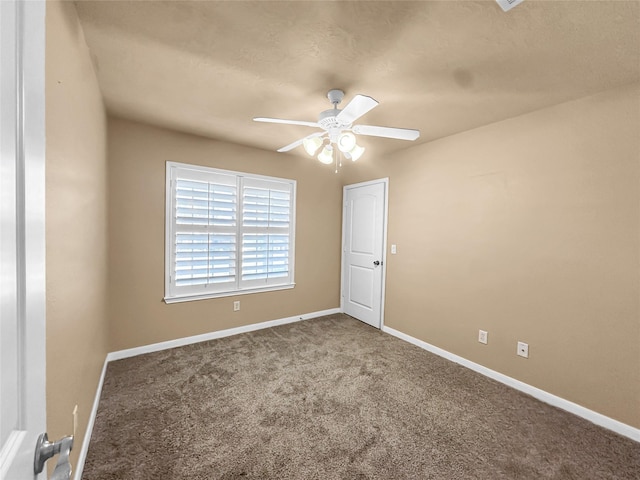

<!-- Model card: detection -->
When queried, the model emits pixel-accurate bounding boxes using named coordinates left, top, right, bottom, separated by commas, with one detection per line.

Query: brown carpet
left=82, top=314, right=640, bottom=479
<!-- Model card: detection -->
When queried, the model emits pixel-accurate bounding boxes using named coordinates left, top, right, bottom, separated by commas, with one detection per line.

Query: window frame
left=164, top=161, right=296, bottom=304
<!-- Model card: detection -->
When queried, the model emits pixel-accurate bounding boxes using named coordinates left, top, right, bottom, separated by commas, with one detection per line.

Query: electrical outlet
left=391, top=244, right=397, bottom=254
left=233, top=301, right=240, bottom=312
left=517, top=341, right=529, bottom=358
left=478, top=330, right=488, bottom=344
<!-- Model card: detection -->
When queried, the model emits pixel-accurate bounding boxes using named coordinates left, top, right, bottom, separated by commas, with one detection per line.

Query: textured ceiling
left=74, top=0, right=640, bottom=157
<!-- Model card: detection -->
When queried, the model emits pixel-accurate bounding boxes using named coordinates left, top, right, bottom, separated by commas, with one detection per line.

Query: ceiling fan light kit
left=303, top=136, right=323, bottom=156
left=337, top=132, right=357, bottom=153
left=345, top=143, right=365, bottom=162
left=254, top=89, right=420, bottom=171
left=317, top=145, right=334, bottom=165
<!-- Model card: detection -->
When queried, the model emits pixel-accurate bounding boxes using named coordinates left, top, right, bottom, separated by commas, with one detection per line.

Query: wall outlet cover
left=517, top=341, right=529, bottom=358
left=478, top=330, right=488, bottom=344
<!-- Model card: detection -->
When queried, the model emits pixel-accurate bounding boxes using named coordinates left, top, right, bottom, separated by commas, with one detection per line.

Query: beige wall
left=107, top=118, right=342, bottom=351
left=46, top=0, right=109, bottom=469
left=343, top=83, right=640, bottom=428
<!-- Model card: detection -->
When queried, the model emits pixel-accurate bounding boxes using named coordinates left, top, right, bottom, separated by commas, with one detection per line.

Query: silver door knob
left=34, top=433, right=73, bottom=478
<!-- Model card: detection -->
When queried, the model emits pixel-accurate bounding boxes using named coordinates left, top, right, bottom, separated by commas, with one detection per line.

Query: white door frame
left=340, top=178, right=389, bottom=329
left=0, top=0, right=47, bottom=478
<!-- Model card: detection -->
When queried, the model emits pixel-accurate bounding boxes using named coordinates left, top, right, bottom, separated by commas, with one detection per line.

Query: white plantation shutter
left=173, top=176, right=237, bottom=291
left=241, top=178, right=292, bottom=288
left=165, top=163, right=295, bottom=302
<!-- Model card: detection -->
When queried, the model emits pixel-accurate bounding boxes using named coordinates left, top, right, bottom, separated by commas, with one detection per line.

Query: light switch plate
left=495, top=0, right=525, bottom=12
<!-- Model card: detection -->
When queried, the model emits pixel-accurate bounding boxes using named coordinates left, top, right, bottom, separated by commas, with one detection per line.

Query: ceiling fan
left=254, top=89, right=420, bottom=165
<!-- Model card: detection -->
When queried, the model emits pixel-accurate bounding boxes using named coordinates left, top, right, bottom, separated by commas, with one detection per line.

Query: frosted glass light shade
left=346, top=144, right=365, bottom=161
left=317, top=145, right=334, bottom=164
left=337, top=133, right=356, bottom=153
left=303, top=136, right=324, bottom=156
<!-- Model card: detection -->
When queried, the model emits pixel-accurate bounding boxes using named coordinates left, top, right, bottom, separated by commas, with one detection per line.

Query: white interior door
left=0, top=1, right=47, bottom=478
left=341, top=179, right=387, bottom=328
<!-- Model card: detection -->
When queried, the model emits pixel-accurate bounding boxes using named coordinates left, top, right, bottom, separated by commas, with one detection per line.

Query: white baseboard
left=73, top=357, right=109, bottom=480
left=107, top=308, right=341, bottom=362
left=382, top=325, right=640, bottom=443
left=74, top=307, right=340, bottom=480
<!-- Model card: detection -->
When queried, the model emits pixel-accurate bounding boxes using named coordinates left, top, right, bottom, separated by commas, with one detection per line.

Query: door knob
left=373, top=260, right=380, bottom=266
left=34, top=433, right=73, bottom=478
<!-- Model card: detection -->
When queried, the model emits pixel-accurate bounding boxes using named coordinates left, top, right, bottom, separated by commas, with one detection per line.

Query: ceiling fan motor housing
left=318, top=108, right=346, bottom=131
left=319, top=90, right=349, bottom=134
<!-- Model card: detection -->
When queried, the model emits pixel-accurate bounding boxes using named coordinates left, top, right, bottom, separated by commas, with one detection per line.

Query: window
left=165, top=162, right=295, bottom=303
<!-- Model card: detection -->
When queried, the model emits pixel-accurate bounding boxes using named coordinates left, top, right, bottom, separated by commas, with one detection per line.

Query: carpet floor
left=82, top=314, right=640, bottom=479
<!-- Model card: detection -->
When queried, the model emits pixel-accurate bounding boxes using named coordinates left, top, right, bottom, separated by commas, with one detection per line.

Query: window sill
left=164, top=283, right=295, bottom=304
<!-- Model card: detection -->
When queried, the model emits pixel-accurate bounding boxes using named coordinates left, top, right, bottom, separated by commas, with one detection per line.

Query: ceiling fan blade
left=335, top=95, right=379, bottom=125
left=277, top=131, right=325, bottom=153
left=254, top=117, right=320, bottom=128
left=352, top=124, right=420, bottom=141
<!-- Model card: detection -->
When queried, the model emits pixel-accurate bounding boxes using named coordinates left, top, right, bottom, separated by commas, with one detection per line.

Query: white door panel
left=342, top=181, right=387, bottom=328
left=349, top=266, right=374, bottom=309
left=0, top=1, right=46, bottom=478
left=350, top=195, right=376, bottom=254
